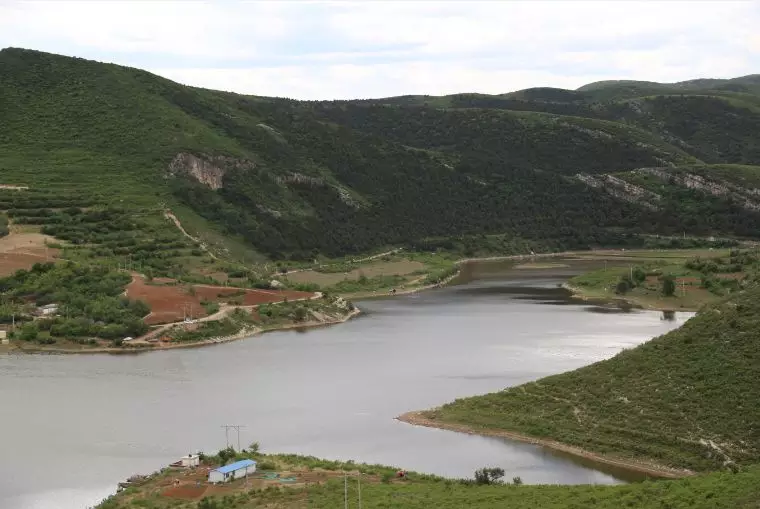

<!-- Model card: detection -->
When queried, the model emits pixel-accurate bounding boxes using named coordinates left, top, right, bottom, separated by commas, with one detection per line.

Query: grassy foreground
left=97, top=451, right=760, bottom=509
left=419, top=282, right=760, bottom=473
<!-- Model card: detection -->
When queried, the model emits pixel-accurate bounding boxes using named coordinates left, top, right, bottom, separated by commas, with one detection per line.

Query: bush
left=662, top=274, right=676, bottom=296
left=474, top=467, right=504, bottom=485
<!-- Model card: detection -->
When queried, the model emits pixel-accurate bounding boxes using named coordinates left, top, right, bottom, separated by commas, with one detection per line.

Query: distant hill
left=2, top=47, right=760, bottom=268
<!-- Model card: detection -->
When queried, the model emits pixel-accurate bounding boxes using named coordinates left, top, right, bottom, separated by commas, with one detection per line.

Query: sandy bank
left=396, top=411, right=692, bottom=480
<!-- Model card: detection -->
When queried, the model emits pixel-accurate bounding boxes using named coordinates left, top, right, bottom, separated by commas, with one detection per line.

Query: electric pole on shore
left=357, top=473, right=362, bottom=509
left=221, top=424, right=245, bottom=450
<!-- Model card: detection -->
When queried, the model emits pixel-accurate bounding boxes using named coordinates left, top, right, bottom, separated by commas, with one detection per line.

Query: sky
left=1, top=1, right=759, bottom=100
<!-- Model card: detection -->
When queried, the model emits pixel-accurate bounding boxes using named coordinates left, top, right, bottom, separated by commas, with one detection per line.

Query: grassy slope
left=424, top=285, right=760, bottom=472
left=96, top=454, right=760, bottom=509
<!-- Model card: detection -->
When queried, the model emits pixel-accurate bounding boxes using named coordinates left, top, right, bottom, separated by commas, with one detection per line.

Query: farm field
left=0, top=232, right=58, bottom=276
left=126, top=276, right=314, bottom=325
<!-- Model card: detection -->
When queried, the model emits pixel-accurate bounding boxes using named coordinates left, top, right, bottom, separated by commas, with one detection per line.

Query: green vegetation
left=3, top=48, right=760, bottom=268
left=0, top=262, right=148, bottom=343
left=569, top=249, right=755, bottom=310
left=425, top=279, right=760, bottom=472
left=166, top=297, right=353, bottom=343
left=96, top=449, right=760, bottom=509
left=324, top=274, right=407, bottom=294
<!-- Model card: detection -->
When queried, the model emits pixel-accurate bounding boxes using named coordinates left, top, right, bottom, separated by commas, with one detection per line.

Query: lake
left=0, top=260, right=692, bottom=509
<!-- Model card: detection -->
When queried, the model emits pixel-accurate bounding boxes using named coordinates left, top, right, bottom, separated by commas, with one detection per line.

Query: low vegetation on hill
left=423, top=278, right=760, bottom=472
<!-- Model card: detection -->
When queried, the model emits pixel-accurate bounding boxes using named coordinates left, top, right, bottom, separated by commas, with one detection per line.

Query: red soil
left=0, top=252, right=48, bottom=276
left=126, top=276, right=314, bottom=325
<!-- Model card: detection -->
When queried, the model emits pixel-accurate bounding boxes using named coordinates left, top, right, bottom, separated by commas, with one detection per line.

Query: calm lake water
left=0, top=260, right=692, bottom=509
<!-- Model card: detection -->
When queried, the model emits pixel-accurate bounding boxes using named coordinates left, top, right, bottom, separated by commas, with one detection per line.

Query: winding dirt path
left=164, top=210, right=218, bottom=260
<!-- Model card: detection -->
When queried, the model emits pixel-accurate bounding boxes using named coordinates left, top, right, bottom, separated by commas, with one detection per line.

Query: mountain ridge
left=2, top=47, right=760, bottom=271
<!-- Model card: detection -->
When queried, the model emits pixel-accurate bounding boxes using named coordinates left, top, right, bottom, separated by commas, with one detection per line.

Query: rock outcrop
left=168, top=153, right=255, bottom=190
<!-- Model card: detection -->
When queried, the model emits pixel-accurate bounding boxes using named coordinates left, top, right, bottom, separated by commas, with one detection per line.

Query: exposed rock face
left=168, top=153, right=255, bottom=190
left=275, top=172, right=362, bottom=209
left=576, top=173, right=662, bottom=210
left=639, top=168, right=760, bottom=212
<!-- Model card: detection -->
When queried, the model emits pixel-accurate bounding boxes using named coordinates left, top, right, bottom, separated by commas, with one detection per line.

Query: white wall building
left=208, top=459, right=256, bottom=483
left=180, top=454, right=200, bottom=468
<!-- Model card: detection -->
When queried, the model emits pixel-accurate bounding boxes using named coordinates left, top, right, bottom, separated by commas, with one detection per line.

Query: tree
left=632, top=267, right=646, bottom=285
left=293, top=306, right=308, bottom=321
left=474, top=467, right=505, bottom=485
left=18, top=323, right=39, bottom=341
left=662, top=275, right=676, bottom=296
left=615, top=279, right=630, bottom=295
left=217, top=447, right=236, bottom=465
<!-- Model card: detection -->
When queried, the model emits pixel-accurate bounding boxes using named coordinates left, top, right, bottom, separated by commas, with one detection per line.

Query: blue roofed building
left=208, top=459, right=257, bottom=483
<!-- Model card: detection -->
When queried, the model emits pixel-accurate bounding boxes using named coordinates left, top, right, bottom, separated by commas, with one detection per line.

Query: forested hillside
left=2, top=47, right=760, bottom=264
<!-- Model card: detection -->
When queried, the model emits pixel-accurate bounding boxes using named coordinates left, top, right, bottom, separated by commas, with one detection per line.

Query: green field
left=568, top=248, right=752, bottom=310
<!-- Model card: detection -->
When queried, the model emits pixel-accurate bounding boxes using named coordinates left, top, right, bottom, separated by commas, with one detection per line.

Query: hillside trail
left=164, top=210, right=218, bottom=260
left=275, top=248, right=402, bottom=277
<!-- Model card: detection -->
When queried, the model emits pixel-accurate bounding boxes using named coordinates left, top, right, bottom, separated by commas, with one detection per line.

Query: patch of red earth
left=0, top=252, right=56, bottom=276
left=126, top=276, right=314, bottom=325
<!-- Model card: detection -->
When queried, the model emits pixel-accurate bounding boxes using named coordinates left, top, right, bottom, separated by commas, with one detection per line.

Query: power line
left=220, top=424, right=245, bottom=450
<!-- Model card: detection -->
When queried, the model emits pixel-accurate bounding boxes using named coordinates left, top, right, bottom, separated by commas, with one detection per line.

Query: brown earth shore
left=396, top=411, right=693, bottom=480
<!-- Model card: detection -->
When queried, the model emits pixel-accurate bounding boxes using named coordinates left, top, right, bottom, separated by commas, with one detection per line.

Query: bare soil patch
left=126, top=276, right=314, bottom=325
left=0, top=232, right=59, bottom=276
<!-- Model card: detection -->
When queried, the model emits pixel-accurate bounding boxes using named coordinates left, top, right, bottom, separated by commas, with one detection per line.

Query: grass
left=567, top=249, right=743, bottom=310
left=95, top=452, right=760, bottom=509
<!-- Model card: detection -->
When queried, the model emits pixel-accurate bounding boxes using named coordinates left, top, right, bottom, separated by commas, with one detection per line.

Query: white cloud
left=1, top=0, right=758, bottom=99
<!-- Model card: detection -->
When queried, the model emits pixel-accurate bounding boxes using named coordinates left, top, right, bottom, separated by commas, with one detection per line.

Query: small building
left=180, top=454, right=200, bottom=468
left=208, top=459, right=256, bottom=483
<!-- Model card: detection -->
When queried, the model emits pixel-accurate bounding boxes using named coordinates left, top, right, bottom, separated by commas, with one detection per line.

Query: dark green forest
left=2, top=48, right=760, bottom=261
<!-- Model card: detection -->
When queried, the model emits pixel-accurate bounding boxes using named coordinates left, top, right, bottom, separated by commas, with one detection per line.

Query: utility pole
left=344, top=474, right=348, bottom=509
left=220, top=424, right=245, bottom=450
left=357, top=473, right=362, bottom=509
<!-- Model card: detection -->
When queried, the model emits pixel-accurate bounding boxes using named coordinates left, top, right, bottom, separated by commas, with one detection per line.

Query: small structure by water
left=170, top=454, right=200, bottom=468
left=208, top=459, right=256, bottom=483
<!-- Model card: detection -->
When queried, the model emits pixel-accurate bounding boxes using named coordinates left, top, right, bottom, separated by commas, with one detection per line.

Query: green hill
left=2, top=47, right=760, bottom=270
left=422, top=278, right=760, bottom=473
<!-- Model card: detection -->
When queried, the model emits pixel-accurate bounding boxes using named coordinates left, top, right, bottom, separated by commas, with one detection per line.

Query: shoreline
left=561, top=283, right=702, bottom=313
left=396, top=411, right=693, bottom=480
left=6, top=308, right=362, bottom=355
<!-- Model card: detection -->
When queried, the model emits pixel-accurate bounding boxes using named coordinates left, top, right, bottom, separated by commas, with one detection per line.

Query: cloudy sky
left=1, top=1, right=758, bottom=99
